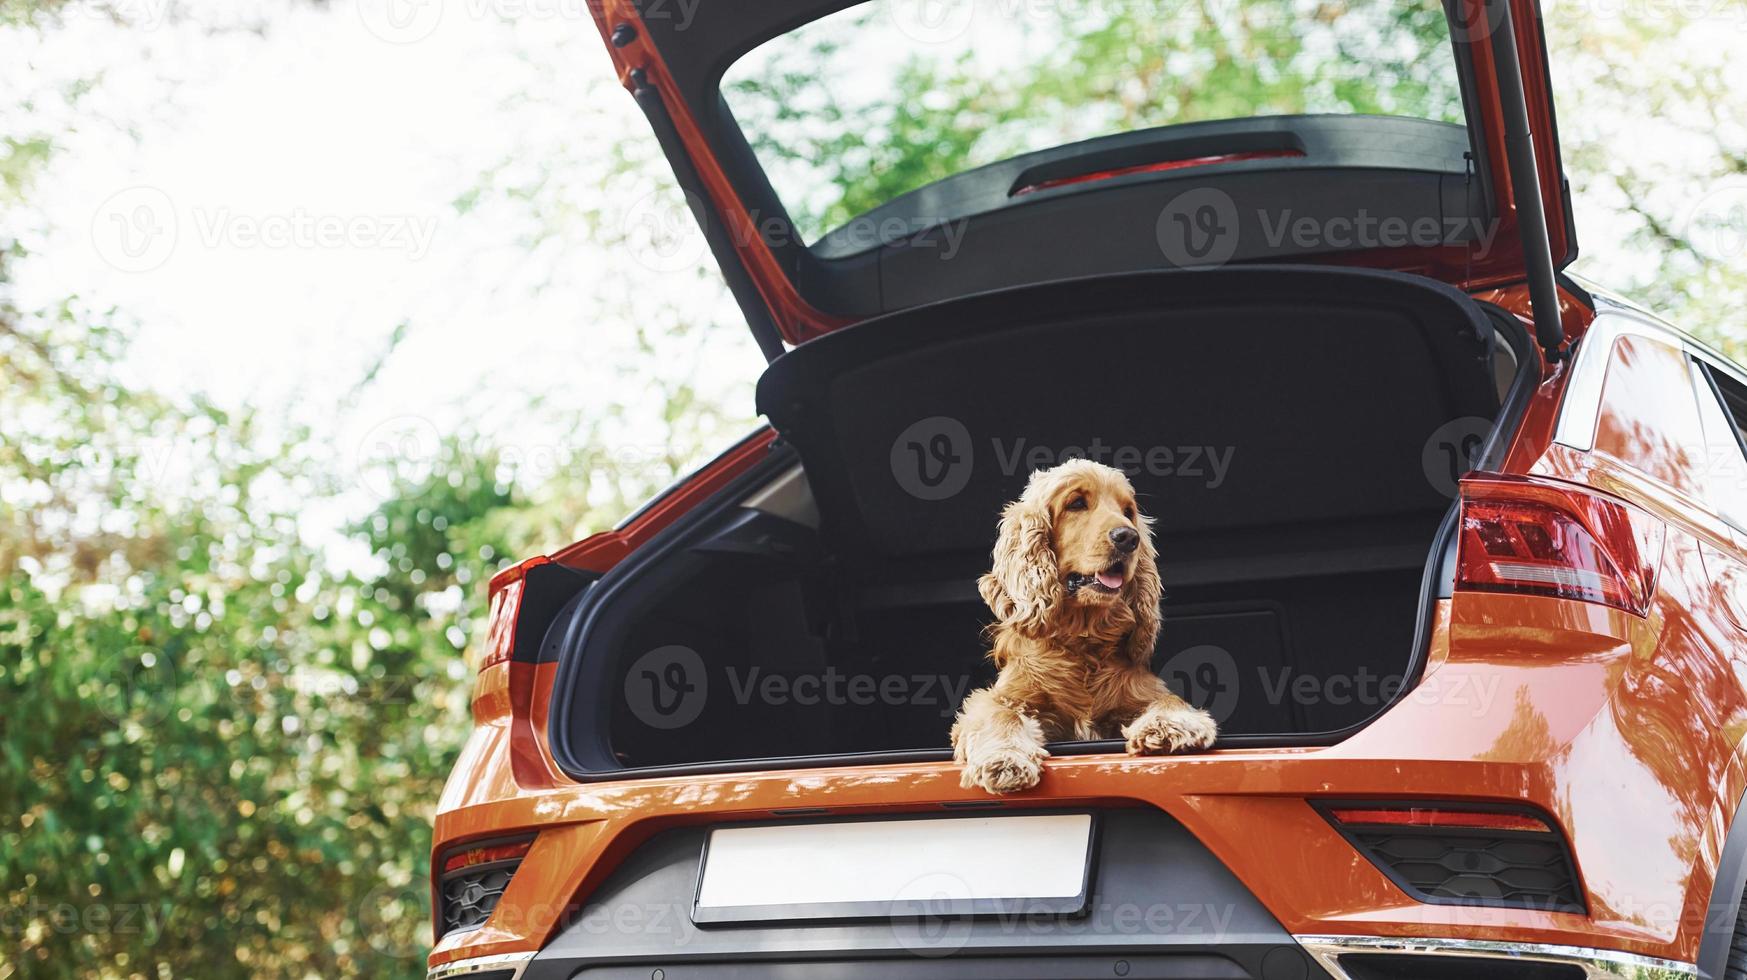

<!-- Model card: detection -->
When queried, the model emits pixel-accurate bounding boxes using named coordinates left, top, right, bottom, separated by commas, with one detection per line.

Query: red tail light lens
left=1009, top=149, right=1306, bottom=197
left=477, top=577, right=525, bottom=672
left=1328, top=806, right=1550, bottom=833
left=1456, top=475, right=1664, bottom=616
left=441, top=837, right=533, bottom=874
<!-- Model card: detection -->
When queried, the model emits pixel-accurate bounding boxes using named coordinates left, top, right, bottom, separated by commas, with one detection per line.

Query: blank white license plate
left=692, top=813, right=1096, bottom=924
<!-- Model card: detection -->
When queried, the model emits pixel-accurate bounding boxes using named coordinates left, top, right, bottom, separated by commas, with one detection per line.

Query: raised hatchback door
left=587, top=0, right=1576, bottom=349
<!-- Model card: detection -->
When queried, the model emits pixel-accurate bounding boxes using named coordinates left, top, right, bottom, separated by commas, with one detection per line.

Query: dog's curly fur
left=951, top=459, right=1218, bottom=794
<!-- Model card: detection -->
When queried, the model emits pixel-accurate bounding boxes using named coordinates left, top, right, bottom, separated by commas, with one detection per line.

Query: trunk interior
left=549, top=268, right=1532, bottom=778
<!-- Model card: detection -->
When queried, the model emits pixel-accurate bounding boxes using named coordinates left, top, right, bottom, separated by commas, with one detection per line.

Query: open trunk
left=547, top=268, right=1534, bottom=779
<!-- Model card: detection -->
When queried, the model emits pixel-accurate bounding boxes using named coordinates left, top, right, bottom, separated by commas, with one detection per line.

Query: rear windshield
left=721, top=0, right=1468, bottom=243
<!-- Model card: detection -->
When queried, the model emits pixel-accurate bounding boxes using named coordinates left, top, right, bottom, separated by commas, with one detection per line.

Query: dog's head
left=978, top=459, right=1161, bottom=655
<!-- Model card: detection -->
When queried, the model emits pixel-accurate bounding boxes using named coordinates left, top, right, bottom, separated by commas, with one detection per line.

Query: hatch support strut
left=627, top=69, right=788, bottom=363
left=1486, top=0, right=1567, bottom=362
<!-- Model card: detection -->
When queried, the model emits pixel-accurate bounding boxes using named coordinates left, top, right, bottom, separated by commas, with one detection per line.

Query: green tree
left=0, top=6, right=750, bottom=979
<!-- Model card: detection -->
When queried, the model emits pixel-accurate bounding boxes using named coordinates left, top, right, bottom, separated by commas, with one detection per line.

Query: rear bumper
left=424, top=938, right=1697, bottom=980
left=512, top=808, right=1308, bottom=979
left=426, top=808, right=1701, bottom=980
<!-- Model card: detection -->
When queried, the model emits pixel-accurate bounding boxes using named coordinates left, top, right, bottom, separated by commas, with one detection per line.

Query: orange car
left=427, top=2, right=1747, bottom=978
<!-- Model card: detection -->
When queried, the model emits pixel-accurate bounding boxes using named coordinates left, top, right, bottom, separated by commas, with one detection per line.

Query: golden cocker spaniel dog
left=951, top=459, right=1218, bottom=794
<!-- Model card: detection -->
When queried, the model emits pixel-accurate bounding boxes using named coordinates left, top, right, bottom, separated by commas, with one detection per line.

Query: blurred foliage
left=3, top=272, right=536, bottom=975
left=2, top=0, right=1745, bottom=978
left=726, top=0, right=1462, bottom=237
left=1545, top=5, right=1747, bottom=357
left=0, top=270, right=707, bottom=977
left=0, top=9, right=732, bottom=980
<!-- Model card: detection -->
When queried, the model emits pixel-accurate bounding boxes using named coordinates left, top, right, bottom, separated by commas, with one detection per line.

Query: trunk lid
left=590, top=0, right=1575, bottom=351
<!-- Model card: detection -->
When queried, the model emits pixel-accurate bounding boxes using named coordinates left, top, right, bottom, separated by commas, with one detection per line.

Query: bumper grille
left=1351, top=829, right=1582, bottom=911
left=1320, top=803, right=1584, bottom=914
left=440, top=861, right=516, bottom=934
left=436, top=836, right=533, bottom=938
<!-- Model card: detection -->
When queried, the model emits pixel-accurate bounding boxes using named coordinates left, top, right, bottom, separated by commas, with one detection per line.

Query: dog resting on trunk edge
left=951, top=459, right=1218, bottom=794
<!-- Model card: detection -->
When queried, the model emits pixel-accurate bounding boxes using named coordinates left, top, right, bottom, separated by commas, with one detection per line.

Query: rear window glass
left=721, top=0, right=1468, bottom=243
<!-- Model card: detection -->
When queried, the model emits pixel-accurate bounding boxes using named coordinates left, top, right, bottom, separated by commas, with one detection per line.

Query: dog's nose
left=1110, top=526, right=1139, bottom=553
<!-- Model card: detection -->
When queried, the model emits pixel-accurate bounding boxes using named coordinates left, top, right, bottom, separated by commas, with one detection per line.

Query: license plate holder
left=691, top=812, right=1098, bottom=925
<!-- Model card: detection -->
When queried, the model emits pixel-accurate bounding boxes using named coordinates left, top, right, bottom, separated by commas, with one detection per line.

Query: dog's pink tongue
left=1096, top=569, right=1125, bottom=590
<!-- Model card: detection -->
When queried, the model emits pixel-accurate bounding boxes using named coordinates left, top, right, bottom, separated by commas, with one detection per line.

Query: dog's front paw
left=1123, top=704, right=1218, bottom=756
left=960, top=746, right=1047, bottom=794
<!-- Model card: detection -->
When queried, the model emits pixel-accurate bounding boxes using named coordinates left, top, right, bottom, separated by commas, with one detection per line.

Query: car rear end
left=426, top=0, right=1728, bottom=974
left=428, top=575, right=1701, bottom=980
left=425, top=287, right=1711, bottom=979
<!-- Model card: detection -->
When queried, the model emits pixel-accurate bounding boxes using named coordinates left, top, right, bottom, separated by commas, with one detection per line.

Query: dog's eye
left=1066, top=495, right=1088, bottom=511
left=1124, top=505, right=1135, bottom=519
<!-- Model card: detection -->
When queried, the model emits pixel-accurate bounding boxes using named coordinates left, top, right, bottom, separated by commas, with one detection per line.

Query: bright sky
left=4, top=0, right=762, bottom=561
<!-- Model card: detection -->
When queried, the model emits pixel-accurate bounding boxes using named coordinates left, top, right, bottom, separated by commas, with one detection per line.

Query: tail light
left=1456, top=475, right=1664, bottom=616
left=436, top=836, right=534, bottom=938
left=1009, top=148, right=1305, bottom=197
left=1327, top=806, right=1551, bottom=833
left=1319, top=802, right=1584, bottom=913
left=477, top=572, right=530, bottom=673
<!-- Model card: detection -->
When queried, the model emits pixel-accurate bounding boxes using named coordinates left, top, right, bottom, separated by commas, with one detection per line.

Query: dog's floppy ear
left=1120, top=513, right=1162, bottom=665
left=979, top=491, right=1060, bottom=634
